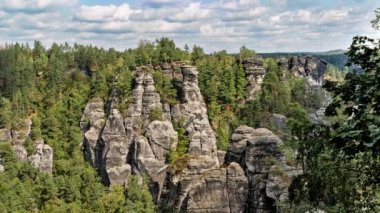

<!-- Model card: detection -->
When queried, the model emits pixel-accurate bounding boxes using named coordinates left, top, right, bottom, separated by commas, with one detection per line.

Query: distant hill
left=259, top=49, right=348, bottom=70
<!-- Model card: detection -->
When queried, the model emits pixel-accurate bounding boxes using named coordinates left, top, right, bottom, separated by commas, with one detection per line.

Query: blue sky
left=0, top=0, right=378, bottom=52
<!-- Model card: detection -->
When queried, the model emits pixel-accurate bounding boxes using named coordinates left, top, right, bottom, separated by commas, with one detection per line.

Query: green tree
left=0, top=97, right=12, bottom=129
left=169, top=118, right=190, bottom=162
left=260, top=59, right=290, bottom=114
left=191, top=45, right=205, bottom=63
left=126, top=175, right=156, bottom=213
left=153, top=70, right=178, bottom=105
left=289, top=11, right=380, bottom=211
left=239, top=45, right=256, bottom=62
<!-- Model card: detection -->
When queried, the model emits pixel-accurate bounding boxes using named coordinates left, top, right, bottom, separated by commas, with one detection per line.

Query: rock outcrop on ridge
left=279, top=56, right=328, bottom=86
left=28, top=139, right=53, bottom=174
left=226, top=126, right=301, bottom=212
left=81, top=63, right=300, bottom=212
left=242, top=56, right=266, bottom=100
left=0, top=119, right=53, bottom=174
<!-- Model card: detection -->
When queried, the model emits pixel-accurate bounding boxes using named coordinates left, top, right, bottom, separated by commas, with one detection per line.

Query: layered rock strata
left=29, top=139, right=53, bottom=174
left=81, top=63, right=299, bottom=212
left=226, top=126, right=301, bottom=212
left=242, top=56, right=266, bottom=100
left=0, top=119, right=53, bottom=174
left=280, top=56, right=327, bottom=86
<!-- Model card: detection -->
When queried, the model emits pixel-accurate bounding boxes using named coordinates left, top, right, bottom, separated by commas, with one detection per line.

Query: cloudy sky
left=0, top=0, right=378, bottom=52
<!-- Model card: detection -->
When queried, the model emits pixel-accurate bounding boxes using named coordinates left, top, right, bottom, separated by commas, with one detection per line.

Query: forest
left=0, top=10, right=379, bottom=212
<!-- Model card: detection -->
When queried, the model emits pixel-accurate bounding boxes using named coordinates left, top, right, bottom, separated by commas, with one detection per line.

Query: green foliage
left=30, top=116, right=42, bottom=140
left=0, top=42, right=156, bottom=212
left=0, top=97, right=12, bottom=129
left=260, top=58, right=290, bottom=114
left=169, top=118, right=190, bottom=162
left=239, top=46, right=256, bottom=62
left=216, top=118, right=230, bottom=151
left=240, top=99, right=264, bottom=128
left=289, top=14, right=380, bottom=211
left=149, top=107, right=164, bottom=121
left=153, top=70, right=178, bottom=105
left=191, top=45, right=205, bottom=63
left=371, top=8, right=380, bottom=30
left=126, top=175, right=156, bottom=213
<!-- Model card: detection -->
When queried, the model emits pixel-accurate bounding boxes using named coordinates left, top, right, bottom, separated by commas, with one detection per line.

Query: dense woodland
left=0, top=11, right=379, bottom=212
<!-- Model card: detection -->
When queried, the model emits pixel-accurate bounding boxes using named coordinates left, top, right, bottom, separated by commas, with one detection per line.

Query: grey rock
left=270, top=114, right=287, bottom=131
left=11, top=119, right=32, bottom=145
left=217, top=150, right=226, bottom=165
left=0, top=164, right=4, bottom=172
left=160, top=156, right=247, bottom=213
left=179, top=66, right=219, bottom=165
left=310, top=107, right=330, bottom=126
left=80, top=98, right=105, bottom=167
left=226, top=126, right=301, bottom=212
left=0, top=129, right=11, bottom=142
left=227, top=162, right=248, bottom=213
left=102, top=107, right=131, bottom=186
left=29, top=139, right=53, bottom=174
left=12, top=144, right=27, bottom=161
left=283, top=56, right=327, bottom=86
left=242, top=57, right=266, bottom=100
left=138, top=121, right=178, bottom=200
left=225, top=125, right=254, bottom=164
left=145, top=121, right=178, bottom=162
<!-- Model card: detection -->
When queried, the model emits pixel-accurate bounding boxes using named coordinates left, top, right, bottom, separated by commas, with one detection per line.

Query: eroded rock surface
left=29, top=139, right=53, bottom=174
left=0, top=119, right=54, bottom=174
left=80, top=64, right=299, bottom=212
left=281, top=56, right=327, bottom=86
left=160, top=157, right=247, bottom=213
left=226, top=126, right=301, bottom=212
left=242, top=57, right=266, bottom=100
left=179, top=66, right=219, bottom=164
left=80, top=98, right=105, bottom=167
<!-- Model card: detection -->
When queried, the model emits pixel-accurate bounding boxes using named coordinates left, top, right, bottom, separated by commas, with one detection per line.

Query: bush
left=149, top=107, right=163, bottom=121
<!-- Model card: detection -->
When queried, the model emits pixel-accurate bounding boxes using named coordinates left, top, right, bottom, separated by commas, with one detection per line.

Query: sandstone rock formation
left=160, top=157, right=248, bottom=213
left=226, top=126, right=301, bottom=212
left=178, top=65, right=219, bottom=164
left=137, top=120, right=177, bottom=200
left=270, top=114, right=287, bottom=132
left=80, top=98, right=105, bottom=168
left=81, top=66, right=178, bottom=187
left=280, top=56, right=327, bottom=86
left=0, top=119, right=54, bottom=174
left=80, top=63, right=299, bottom=212
left=101, top=107, right=131, bottom=186
left=29, top=139, right=53, bottom=174
left=242, top=56, right=266, bottom=100
left=0, top=119, right=32, bottom=161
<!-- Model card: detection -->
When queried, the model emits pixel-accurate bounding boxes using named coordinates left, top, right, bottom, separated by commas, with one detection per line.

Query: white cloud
left=223, top=7, right=267, bottom=21
left=0, top=0, right=377, bottom=52
left=1, top=0, right=77, bottom=11
left=168, top=2, right=212, bottom=22
left=75, top=3, right=140, bottom=22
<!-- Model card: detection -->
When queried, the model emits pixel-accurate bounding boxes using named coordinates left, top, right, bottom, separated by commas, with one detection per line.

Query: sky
left=0, top=0, right=378, bottom=53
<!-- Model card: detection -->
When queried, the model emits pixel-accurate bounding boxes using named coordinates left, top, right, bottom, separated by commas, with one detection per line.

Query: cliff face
left=242, top=56, right=266, bottom=101
left=81, top=63, right=300, bottom=212
left=0, top=119, right=53, bottom=174
left=279, top=56, right=328, bottom=86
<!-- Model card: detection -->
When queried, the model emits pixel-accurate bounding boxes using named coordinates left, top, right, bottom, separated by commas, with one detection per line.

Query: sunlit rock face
left=0, top=119, right=54, bottom=174
left=242, top=56, right=266, bottom=100
left=80, top=63, right=299, bottom=212
left=226, top=126, right=302, bottom=213
left=179, top=65, right=219, bottom=164
left=282, top=56, right=328, bottom=86
left=29, top=139, right=53, bottom=174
